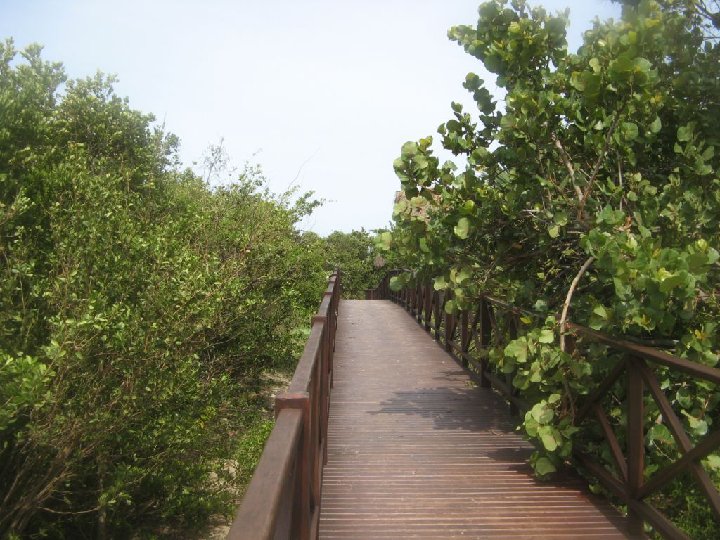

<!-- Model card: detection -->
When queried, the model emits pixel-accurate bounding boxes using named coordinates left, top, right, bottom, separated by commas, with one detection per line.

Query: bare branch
left=577, top=103, right=626, bottom=220
left=551, top=135, right=585, bottom=203
left=559, top=256, right=595, bottom=353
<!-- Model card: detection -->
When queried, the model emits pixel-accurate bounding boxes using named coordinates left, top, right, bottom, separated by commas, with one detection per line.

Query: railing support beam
left=626, top=356, right=645, bottom=538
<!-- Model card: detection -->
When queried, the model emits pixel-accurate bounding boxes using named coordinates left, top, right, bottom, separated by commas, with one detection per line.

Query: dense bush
left=0, top=40, right=327, bottom=538
left=323, top=229, right=385, bottom=298
left=380, top=0, right=719, bottom=535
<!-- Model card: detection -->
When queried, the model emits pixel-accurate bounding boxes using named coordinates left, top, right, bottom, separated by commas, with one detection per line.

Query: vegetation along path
left=319, top=300, right=629, bottom=539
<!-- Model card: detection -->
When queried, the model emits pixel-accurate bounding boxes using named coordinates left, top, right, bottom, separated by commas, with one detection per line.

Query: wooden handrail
left=227, top=409, right=303, bottom=539
left=368, top=273, right=720, bottom=539
left=228, top=271, right=341, bottom=540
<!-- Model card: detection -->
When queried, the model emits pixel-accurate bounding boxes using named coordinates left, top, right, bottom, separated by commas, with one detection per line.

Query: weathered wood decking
left=320, top=300, right=629, bottom=539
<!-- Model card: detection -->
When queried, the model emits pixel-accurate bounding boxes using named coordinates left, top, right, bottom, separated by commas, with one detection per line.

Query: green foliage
left=324, top=229, right=385, bottom=298
left=0, top=39, right=327, bottom=538
left=381, top=0, right=720, bottom=533
left=234, top=416, right=275, bottom=491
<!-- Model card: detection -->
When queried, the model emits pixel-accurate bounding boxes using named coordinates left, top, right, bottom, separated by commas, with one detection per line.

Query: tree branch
left=559, top=256, right=595, bottom=353
left=551, top=134, right=584, bottom=204
left=577, top=103, right=626, bottom=220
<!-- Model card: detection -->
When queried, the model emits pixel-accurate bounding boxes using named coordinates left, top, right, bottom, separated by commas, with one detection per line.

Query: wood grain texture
left=319, top=300, right=630, bottom=539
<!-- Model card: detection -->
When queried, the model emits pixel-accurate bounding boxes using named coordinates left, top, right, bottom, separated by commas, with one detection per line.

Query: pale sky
left=1, top=0, right=620, bottom=235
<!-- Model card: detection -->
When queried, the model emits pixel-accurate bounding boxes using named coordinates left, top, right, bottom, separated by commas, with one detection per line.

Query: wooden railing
left=228, top=272, right=341, bottom=540
left=369, top=274, right=720, bottom=539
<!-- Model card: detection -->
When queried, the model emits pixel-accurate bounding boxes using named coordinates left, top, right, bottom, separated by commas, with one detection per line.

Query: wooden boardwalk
left=319, top=300, right=630, bottom=539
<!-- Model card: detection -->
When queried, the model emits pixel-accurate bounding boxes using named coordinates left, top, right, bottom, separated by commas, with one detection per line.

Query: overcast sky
left=2, top=0, right=620, bottom=235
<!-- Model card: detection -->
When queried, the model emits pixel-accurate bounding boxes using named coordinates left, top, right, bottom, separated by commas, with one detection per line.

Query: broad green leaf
left=622, top=122, right=638, bottom=141
left=418, top=136, right=432, bottom=150
left=377, top=232, right=393, bottom=250
left=705, top=454, right=720, bottom=472
left=649, top=116, right=662, bottom=134
left=538, top=329, right=554, bottom=343
left=393, top=200, right=408, bottom=216
left=684, top=413, right=708, bottom=436
left=463, top=73, right=482, bottom=91
left=708, top=248, right=720, bottom=265
left=633, top=57, right=651, bottom=73
left=677, top=125, right=693, bottom=142
left=676, top=387, right=693, bottom=408
left=538, top=425, right=558, bottom=451
left=597, top=206, right=624, bottom=226
left=648, top=424, right=673, bottom=445
left=389, top=275, right=404, bottom=292
left=504, top=339, right=528, bottom=363
left=658, top=271, right=687, bottom=293
left=570, top=72, right=585, bottom=91
left=454, top=217, right=470, bottom=239
left=548, top=225, right=560, bottom=238
left=401, top=141, right=418, bottom=157
left=530, top=402, right=554, bottom=424
left=687, top=252, right=710, bottom=273
left=535, top=456, right=556, bottom=476
left=455, top=267, right=471, bottom=284
left=609, top=54, right=634, bottom=76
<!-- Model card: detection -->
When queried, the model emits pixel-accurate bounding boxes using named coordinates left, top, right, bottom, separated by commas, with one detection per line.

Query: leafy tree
left=0, top=39, right=326, bottom=538
left=381, top=0, right=719, bottom=534
left=324, top=229, right=385, bottom=298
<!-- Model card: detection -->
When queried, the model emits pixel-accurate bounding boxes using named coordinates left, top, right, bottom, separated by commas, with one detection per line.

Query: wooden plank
left=320, top=300, right=629, bottom=538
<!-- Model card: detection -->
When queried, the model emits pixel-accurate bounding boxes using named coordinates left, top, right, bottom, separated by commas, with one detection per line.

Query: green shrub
left=0, top=39, right=326, bottom=538
left=324, top=229, right=385, bottom=298
left=380, top=0, right=720, bottom=535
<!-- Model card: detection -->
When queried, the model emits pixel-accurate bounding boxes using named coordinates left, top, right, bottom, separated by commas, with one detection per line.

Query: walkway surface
left=319, top=300, right=629, bottom=539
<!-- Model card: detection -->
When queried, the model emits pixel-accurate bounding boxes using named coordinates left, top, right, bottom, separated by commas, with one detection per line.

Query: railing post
left=626, top=356, right=646, bottom=537
left=433, top=291, right=442, bottom=337
left=274, top=392, right=312, bottom=540
left=506, top=313, right=519, bottom=416
left=425, top=288, right=433, bottom=331
left=460, top=310, right=470, bottom=368
left=313, top=314, right=329, bottom=468
left=444, top=312, right=454, bottom=352
left=415, top=285, right=422, bottom=326
left=479, top=298, right=492, bottom=388
left=444, top=291, right=454, bottom=353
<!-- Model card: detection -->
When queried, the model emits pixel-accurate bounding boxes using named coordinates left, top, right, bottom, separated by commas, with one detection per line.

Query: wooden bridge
left=228, top=272, right=720, bottom=540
